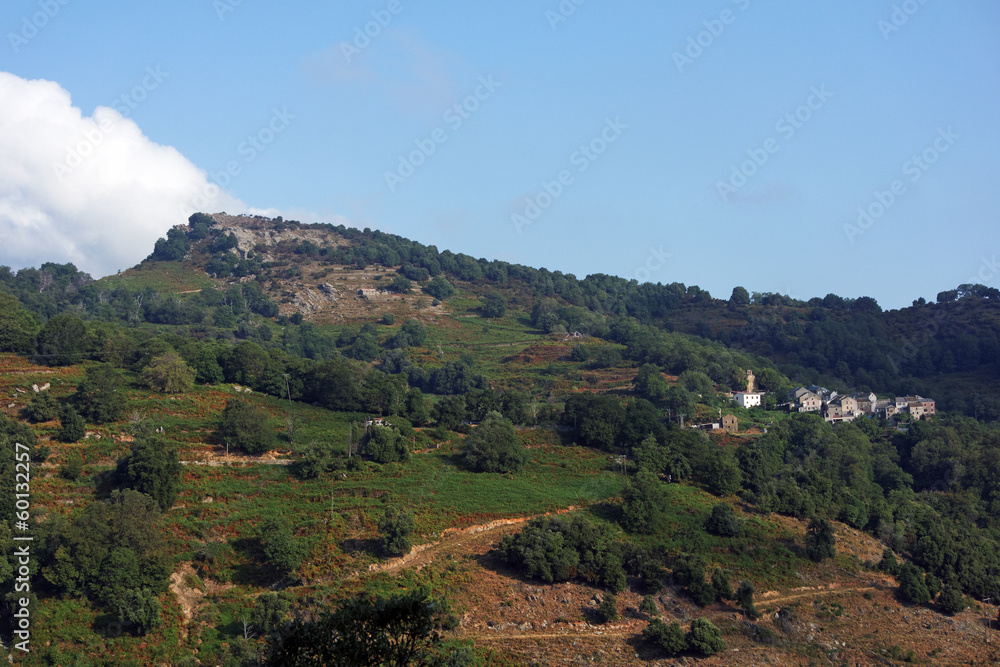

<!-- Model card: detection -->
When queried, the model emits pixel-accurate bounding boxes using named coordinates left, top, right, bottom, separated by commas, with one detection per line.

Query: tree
left=898, top=562, right=931, bottom=604
left=263, top=589, right=449, bottom=667
left=937, top=584, right=965, bottom=615
left=60, top=451, right=84, bottom=481
left=642, top=619, right=686, bottom=656
left=35, top=313, right=87, bottom=366
left=705, top=503, right=743, bottom=537
left=729, top=286, right=751, bottom=308
left=432, top=395, right=466, bottom=431
left=140, top=350, right=195, bottom=393
left=804, top=517, right=836, bottom=562
left=462, top=412, right=525, bottom=473
left=878, top=548, right=899, bottom=575
left=363, top=426, right=410, bottom=464
left=216, top=399, right=274, bottom=455
left=405, top=388, right=429, bottom=426
left=116, top=587, right=163, bottom=635
left=24, top=391, right=59, bottom=423
left=621, top=471, right=666, bottom=534
left=73, top=363, right=127, bottom=423
left=736, top=580, right=759, bottom=619
left=423, top=276, right=455, bottom=300
left=596, top=594, right=618, bottom=623
left=686, top=618, right=725, bottom=656
left=379, top=507, right=415, bottom=557
left=252, top=593, right=291, bottom=635
left=480, top=291, right=506, bottom=318
left=57, top=404, right=86, bottom=443
left=0, top=292, right=39, bottom=354
left=634, top=364, right=670, bottom=402
left=114, top=435, right=181, bottom=511
left=707, top=448, right=741, bottom=496
left=712, top=569, right=733, bottom=601
left=260, top=515, right=305, bottom=575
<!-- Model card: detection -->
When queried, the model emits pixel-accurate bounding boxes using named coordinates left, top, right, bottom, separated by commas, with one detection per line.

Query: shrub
left=73, top=364, right=127, bottom=423
left=705, top=503, right=743, bottom=537
left=898, top=562, right=931, bottom=604
left=937, top=585, right=966, bottom=615
left=252, top=593, right=291, bottom=634
left=379, top=507, right=415, bottom=557
left=596, top=594, right=618, bottom=623
left=878, top=547, right=899, bottom=575
left=116, top=587, right=163, bottom=635
left=639, top=595, right=658, bottom=618
left=686, top=618, right=725, bottom=655
left=462, top=412, right=525, bottom=474
left=642, top=619, right=686, bottom=656
left=113, top=435, right=181, bottom=511
left=736, top=580, right=759, bottom=619
left=805, top=517, right=836, bottom=562
left=621, top=471, right=666, bottom=534
left=260, top=516, right=305, bottom=575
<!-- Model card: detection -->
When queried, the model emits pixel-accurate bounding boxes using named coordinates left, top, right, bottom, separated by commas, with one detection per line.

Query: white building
left=734, top=392, right=762, bottom=409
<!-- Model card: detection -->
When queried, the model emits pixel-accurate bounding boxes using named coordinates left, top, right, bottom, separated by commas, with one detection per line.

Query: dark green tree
left=432, top=395, right=466, bottom=431
left=216, top=399, right=274, bottom=455
left=937, top=584, right=965, bottom=615
left=705, top=503, right=743, bottom=537
left=729, top=286, right=751, bottom=308
left=73, top=363, right=127, bottom=423
left=621, top=471, right=666, bottom=534
left=804, top=517, right=836, bottom=562
left=252, top=593, right=291, bottom=634
left=60, top=451, right=84, bottom=481
left=363, top=426, right=410, bottom=464
left=634, top=364, right=670, bottom=402
left=639, top=595, right=659, bottom=618
left=711, top=569, right=733, bottom=601
left=114, top=434, right=182, bottom=511
left=379, top=507, right=416, bottom=557
left=898, top=562, right=931, bottom=605
left=736, top=580, right=759, bottom=619
left=423, top=276, right=455, bottom=300
left=260, top=515, right=305, bottom=576
left=35, top=312, right=87, bottom=366
left=57, top=404, right=86, bottom=443
left=24, top=391, right=59, bottom=423
left=405, top=388, right=430, bottom=426
left=461, top=412, right=525, bottom=474
left=480, top=291, right=506, bottom=318
left=116, top=587, right=163, bottom=635
left=0, top=292, right=39, bottom=354
left=707, top=448, right=742, bottom=496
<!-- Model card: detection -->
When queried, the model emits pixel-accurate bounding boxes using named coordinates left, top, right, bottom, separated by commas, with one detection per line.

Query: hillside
left=0, top=213, right=998, bottom=666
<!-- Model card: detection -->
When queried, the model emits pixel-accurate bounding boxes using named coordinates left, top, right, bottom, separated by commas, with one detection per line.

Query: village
left=693, top=369, right=936, bottom=434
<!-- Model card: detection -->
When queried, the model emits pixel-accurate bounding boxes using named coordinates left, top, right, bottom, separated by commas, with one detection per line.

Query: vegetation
left=379, top=507, right=416, bottom=557
left=461, top=411, right=525, bottom=473
left=216, top=398, right=275, bottom=454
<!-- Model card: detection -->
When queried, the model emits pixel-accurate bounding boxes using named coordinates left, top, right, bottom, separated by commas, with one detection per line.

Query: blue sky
left=1, top=0, right=998, bottom=309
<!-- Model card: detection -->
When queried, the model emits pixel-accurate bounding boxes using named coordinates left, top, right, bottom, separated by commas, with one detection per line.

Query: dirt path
left=368, top=508, right=580, bottom=576
left=758, top=585, right=880, bottom=608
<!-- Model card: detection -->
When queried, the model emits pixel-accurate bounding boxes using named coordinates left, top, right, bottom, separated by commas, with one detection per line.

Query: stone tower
left=746, top=369, right=756, bottom=394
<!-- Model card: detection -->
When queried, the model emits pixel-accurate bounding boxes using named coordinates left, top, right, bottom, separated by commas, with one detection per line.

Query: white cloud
left=0, top=71, right=250, bottom=278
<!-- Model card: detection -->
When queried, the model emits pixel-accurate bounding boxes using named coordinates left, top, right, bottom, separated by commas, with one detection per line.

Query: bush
left=736, top=580, right=759, bottom=619
left=116, top=587, right=163, bottom=635
left=424, top=276, right=455, bottom=300
left=113, top=435, right=181, bottom=511
left=140, top=351, right=195, bottom=393
left=260, top=516, right=305, bottom=575
left=596, top=594, right=618, bottom=623
left=462, top=412, right=525, bottom=473
left=686, top=618, right=725, bottom=655
left=379, top=507, right=415, bottom=557
left=60, top=451, right=84, bottom=481
left=252, top=593, right=291, bottom=634
left=639, top=595, right=658, bottom=618
left=898, top=562, right=931, bottom=605
left=642, top=619, right=686, bottom=656
left=216, top=399, right=274, bottom=455
left=705, top=503, right=743, bottom=537
left=24, top=391, right=59, bottom=423
left=878, top=547, right=899, bottom=575
left=621, top=471, right=666, bottom=534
